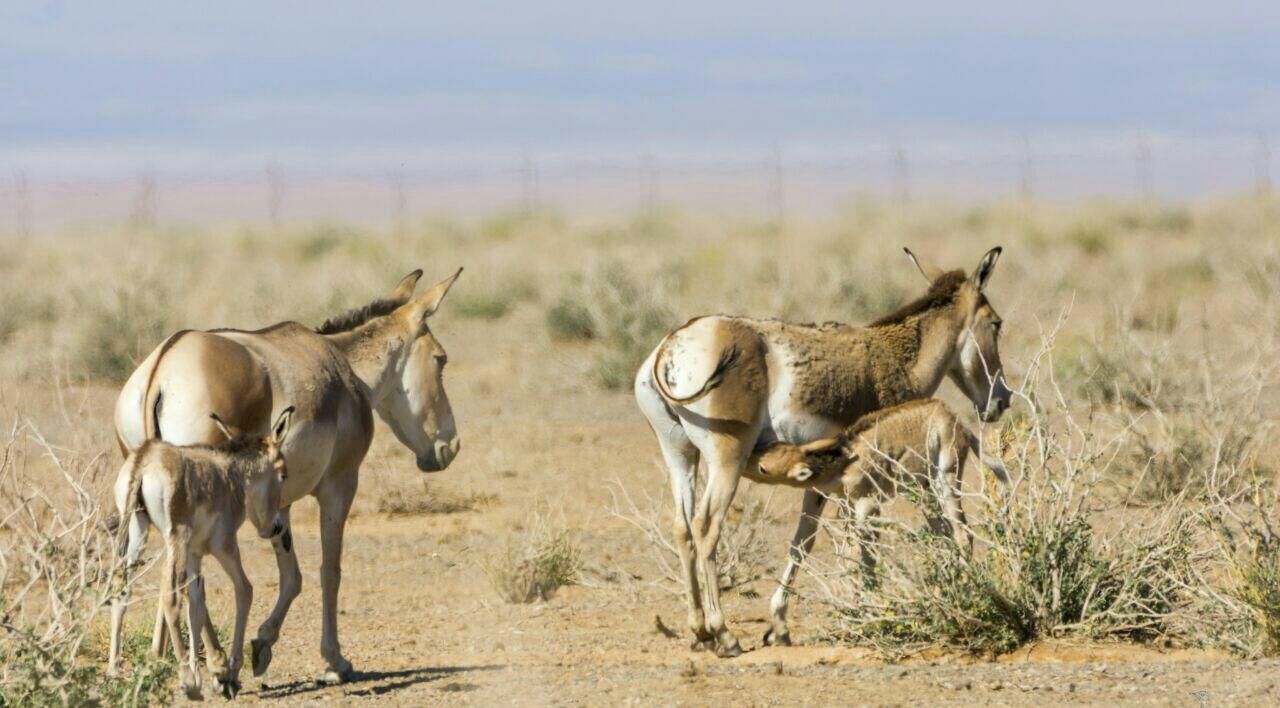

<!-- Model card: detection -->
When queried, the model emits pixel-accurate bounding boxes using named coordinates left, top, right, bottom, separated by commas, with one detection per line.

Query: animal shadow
left=250, top=664, right=500, bottom=700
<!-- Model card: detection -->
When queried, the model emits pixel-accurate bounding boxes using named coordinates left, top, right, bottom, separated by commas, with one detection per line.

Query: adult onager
left=634, top=247, right=1010, bottom=656
left=109, top=407, right=295, bottom=699
left=113, top=268, right=462, bottom=683
left=753, top=398, right=1009, bottom=586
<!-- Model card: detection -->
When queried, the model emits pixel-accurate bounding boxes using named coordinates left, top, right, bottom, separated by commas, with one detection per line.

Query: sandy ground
left=79, top=304, right=1278, bottom=707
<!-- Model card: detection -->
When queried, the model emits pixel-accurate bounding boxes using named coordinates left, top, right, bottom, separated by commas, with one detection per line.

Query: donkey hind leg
left=691, top=439, right=750, bottom=658
left=252, top=506, right=298, bottom=677
left=659, top=426, right=710, bottom=650
left=765, top=489, right=827, bottom=647
left=316, top=475, right=358, bottom=685
left=938, top=440, right=972, bottom=553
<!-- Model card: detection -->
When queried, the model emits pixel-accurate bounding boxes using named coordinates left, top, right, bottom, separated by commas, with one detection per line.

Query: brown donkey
left=634, top=247, right=1010, bottom=656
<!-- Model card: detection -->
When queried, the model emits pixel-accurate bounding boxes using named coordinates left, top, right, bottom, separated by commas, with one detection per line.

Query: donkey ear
left=406, top=268, right=463, bottom=326
left=800, top=437, right=842, bottom=454
left=390, top=269, right=424, bottom=302
left=903, top=247, right=944, bottom=283
left=271, top=406, right=296, bottom=445
left=972, top=246, right=1002, bottom=291
left=209, top=413, right=236, bottom=442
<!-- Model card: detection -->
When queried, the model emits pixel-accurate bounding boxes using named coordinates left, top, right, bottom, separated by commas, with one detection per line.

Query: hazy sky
left=4, top=2, right=1279, bottom=170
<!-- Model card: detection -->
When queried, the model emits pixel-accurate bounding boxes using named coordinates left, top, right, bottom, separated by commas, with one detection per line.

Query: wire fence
left=2, top=135, right=1273, bottom=234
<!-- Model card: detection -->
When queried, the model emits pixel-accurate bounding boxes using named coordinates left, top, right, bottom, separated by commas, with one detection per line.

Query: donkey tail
left=651, top=328, right=741, bottom=406
left=141, top=330, right=192, bottom=441
left=115, top=455, right=148, bottom=558
left=965, top=430, right=1010, bottom=485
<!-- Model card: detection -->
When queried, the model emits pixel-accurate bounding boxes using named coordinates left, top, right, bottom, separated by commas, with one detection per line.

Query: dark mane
left=315, top=297, right=406, bottom=335
left=867, top=270, right=968, bottom=327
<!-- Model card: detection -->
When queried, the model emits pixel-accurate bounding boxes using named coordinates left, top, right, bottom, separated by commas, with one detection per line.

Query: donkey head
left=383, top=269, right=463, bottom=472
left=905, top=247, right=1012, bottom=422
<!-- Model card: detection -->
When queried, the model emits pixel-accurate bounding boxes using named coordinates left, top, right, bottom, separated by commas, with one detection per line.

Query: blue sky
left=4, top=2, right=1279, bottom=169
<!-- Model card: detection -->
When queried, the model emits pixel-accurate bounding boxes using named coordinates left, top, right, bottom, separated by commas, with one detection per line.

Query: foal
left=753, top=399, right=1009, bottom=643
left=109, top=406, right=294, bottom=699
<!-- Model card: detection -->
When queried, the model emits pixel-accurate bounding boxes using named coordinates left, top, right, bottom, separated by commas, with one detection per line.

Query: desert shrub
left=0, top=292, right=54, bottom=345
left=545, top=298, right=596, bottom=341
left=805, top=331, right=1205, bottom=659
left=0, top=422, right=176, bottom=706
left=452, top=274, right=539, bottom=321
left=607, top=479, right=775, bottom=596
left=836, top=271, right=908, bottom=320
left=809, top=414, right=1202, bottom=659
left=483, top=524, right=582, bottom=604
left=74, top=274, right=173, bottom=383
left=1066, top=223, right=1111, bottom=256
left=545, top=263, right=675, bottom=389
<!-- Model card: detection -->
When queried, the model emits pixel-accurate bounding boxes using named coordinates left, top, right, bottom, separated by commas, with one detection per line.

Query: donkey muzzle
left=417, top=437, right=461, bottom=472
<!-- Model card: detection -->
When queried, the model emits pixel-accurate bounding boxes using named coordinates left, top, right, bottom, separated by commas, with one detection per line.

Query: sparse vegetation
left=0, top=421, right=176, bottom=706
left=74, top=274, right=173, bottom=383
left=484, top=520, right=582, bottom=604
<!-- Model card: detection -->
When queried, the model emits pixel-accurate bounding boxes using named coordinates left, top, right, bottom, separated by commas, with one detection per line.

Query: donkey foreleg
left=252, top=506, right=298, bottom=677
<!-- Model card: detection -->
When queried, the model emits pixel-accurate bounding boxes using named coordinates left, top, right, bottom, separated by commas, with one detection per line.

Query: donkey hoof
left=320, top=657, right=355, bottom=685
left=250, top=639, right=272, bottom=677
left=715, top=640, right=743, bottom=659
left=218, top=679, right=241, bottom=700
left=689, top=635, right=716, bottom=653
left=763, top=628, right=792, bottom=647
left=182, top=681, right=204, bottom=701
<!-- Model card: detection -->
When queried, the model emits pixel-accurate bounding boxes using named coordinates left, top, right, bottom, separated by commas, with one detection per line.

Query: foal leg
left=213, top=541, right=252, bottom=698
left=765, top=489, right=827, bottom=647
left=185, top=558, right=208, bottom=700
left=252, top=507, right=299, bottom=677
left=161, top=530, right=201, bottom=700
left=852, top=496, right=883, bottom=586
left=109, top=511, right=150, bottom=675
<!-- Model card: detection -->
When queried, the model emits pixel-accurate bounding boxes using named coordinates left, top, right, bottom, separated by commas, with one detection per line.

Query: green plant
left=545, top=297, right=596, bottom=341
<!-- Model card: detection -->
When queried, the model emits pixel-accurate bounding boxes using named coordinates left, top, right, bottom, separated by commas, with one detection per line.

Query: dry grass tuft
left=483, top=515, right=582, bottom=603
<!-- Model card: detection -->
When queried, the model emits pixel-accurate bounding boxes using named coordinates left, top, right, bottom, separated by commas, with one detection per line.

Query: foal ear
left=271, top=406, right=296, bottom=445
left=209, top=414, right=236, bottom=442
left=800, top=437, right=842, bottom=454
left=390, top=269, right=424, bottom=302
left=903, top=247, right=944, bottom=283
left=405, top=267, right=463, bottom=328
left=972, top=246, right=1002, bottom=291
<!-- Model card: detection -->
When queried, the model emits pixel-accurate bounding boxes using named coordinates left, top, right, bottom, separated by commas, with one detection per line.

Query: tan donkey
left=113, top=268, right=462, bottom=683
left=109, top=407, right=295, bottom=700
left=635, top=247, right=1011, bottom=657
left=752, top=398, right=1009, bottom=642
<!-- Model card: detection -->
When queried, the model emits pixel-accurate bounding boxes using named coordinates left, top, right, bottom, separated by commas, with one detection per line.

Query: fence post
left=892, top=142, right=910, bottom=205
left=130, top=170, right=157, bottom=229
left=13, top=169, right=30, bottom=239
left=266, top=164, right=284, bottom=227
left=1019, top=135, right=1035, bottom=201
left=389, top=166, right=407, bottom=237
left=1256, top=130, right=1272, bottom=197
left=768, top=143, right=786, bottom=230
left=521, top=153, right=539, bottom=217
left=1134, top=136, right=1153, bottom=201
